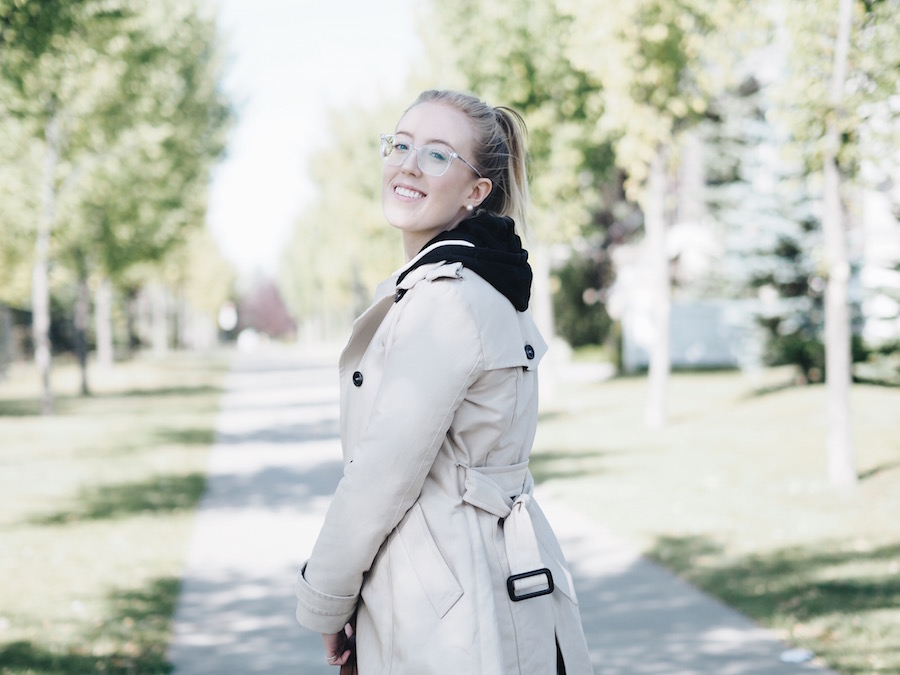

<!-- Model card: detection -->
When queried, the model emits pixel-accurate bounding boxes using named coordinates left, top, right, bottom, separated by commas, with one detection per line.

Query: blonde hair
left=408, top=90, right=531, bottom=232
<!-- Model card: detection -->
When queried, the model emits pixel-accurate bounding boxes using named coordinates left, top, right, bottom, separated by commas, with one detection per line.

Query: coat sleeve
left=296, top=277, right=484, bottom=633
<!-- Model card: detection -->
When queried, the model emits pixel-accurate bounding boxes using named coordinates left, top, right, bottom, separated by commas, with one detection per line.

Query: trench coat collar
left=394, top=240, right=474, bottom=287
left=339, top=248, right=469, bottom=374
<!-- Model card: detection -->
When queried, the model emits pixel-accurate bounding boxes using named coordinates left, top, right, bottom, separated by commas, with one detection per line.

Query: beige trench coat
left=296, top=248, right=592, bottom=674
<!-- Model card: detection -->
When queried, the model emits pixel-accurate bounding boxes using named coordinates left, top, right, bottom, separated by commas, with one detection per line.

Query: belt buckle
left=506, top=567, right=554, bottom=602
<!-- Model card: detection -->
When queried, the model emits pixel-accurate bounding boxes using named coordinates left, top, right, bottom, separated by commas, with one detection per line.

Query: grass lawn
left=532, top=365, right=900, bottom=675
left=0, top=352, right=227, bottom=674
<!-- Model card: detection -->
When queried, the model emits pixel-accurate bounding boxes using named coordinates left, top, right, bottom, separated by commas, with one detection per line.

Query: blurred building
left=608, top=132, right=900, bottom=373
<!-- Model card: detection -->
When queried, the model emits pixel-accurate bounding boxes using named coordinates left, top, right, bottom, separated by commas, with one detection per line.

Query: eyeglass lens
left=380, top=136, right=454, bottom=176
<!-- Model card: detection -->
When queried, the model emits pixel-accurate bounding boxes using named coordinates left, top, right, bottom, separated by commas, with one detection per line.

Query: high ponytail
left=408, top=90, right=531, bottom=234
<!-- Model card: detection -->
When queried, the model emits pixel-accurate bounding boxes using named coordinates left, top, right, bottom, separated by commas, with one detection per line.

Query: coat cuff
left=295, top=561, right=358, bottom=633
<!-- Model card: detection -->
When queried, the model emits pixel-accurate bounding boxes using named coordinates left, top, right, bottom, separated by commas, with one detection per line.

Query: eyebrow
left=394, top=130, right=456, bottom=148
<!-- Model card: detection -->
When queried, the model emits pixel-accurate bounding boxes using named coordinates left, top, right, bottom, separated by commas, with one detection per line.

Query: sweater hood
left=396, top=213, right=533, bottom=312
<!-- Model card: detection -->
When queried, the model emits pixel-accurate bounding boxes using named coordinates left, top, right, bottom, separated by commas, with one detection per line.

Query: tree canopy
left=0, top=0, right=233, bottom=406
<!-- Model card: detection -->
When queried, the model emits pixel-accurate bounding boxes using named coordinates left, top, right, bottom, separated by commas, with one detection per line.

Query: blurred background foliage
left=1, top=0, right=899, bottom=392
left=0, top=0, right=234, bottom=397
left=277, top=0, right=900, bottom=391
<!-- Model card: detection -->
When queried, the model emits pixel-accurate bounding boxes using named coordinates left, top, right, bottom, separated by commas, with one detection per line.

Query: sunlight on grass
left=0, top=353, right=227, bottom=674
left=534, top=367, right=900, bottom=675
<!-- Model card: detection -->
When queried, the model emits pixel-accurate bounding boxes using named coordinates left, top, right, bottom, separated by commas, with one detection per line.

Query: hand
left=322, top=622, right=355, bottom=668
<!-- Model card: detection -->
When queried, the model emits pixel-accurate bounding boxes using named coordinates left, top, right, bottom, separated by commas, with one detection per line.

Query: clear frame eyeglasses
left=379, top=133, right=482, bottom=177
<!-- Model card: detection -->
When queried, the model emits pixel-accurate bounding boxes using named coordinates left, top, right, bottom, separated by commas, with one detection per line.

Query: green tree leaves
left=0, top=0, right=233, bottom=406
left=425, top=0, right=612, bottom=243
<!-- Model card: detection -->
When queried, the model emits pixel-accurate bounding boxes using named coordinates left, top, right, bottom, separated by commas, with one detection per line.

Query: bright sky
left=207, top=0, right=423, bottom=278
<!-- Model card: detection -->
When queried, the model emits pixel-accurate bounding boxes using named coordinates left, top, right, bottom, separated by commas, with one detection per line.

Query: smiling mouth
left=394, top=185, right=425, bottom=200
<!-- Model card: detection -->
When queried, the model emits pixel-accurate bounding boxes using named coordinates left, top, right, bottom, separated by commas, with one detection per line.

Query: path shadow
left=105, top=385, right=223, bottom=399
left=201, top=461, right=344, bottom=510
left=31, top=473, right=207, bottom=525
left=0, top=638, right=172, bottom=674
left=156, top=427, right=216, bottom=446
left=650, top=534, right=900, bottom=623
left=215, top=398, right=338, bottom=415
left=537, top=409, right=565, bottom=423
left=743, top=380, right=801, bottom=399
left=550, top=530, right=836, bottom=674
left=0, top=398, right=43, bottom=417
left=0, top=576, right=180, bottom=674
left=645, top=533, right=900, bottom=673
left=29, top=459, right=342, bottom=526
left=216, top=418, right=340, bottom=446
left=529, top=448, right=611, bottom=482
left=229, top=360, right=336, bottom=376
left=859, top=460, right=900, bottom=481
left=169, top=565, right=330, bottom=674
left=0, top=384, right=222, bottom=418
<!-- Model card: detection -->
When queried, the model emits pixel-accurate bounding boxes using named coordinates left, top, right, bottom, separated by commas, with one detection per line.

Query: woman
left=295, top=90, right=592, bottom=674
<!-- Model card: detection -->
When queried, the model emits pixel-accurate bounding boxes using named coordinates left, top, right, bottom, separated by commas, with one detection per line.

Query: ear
left=467, top=178, right=493, bottom=209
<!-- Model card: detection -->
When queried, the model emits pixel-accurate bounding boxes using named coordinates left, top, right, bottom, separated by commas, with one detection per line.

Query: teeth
left=395, top=186, right=424, bottom=199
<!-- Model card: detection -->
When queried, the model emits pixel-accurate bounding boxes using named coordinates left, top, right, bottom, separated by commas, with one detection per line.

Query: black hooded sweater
left=395, top=213, right=533, bottom=312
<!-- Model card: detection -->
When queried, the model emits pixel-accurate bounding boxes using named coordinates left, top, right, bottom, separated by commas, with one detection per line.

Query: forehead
left=395, top=102, right=475, bottom=150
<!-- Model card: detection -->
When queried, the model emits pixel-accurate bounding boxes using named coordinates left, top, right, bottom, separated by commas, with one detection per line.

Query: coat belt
left=458, top=462, right=553, bottom=599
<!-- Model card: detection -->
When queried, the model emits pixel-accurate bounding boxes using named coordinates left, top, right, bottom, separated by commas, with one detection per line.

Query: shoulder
left=400, top=262, right=547, bottom=370
left=386, top=263, right=483, bottom=363
left=398, top=261, right=501, bottom=322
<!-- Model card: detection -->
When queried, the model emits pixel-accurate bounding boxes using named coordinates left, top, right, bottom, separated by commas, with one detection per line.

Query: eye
left=394, top=141, right=410, bottom=153
left=426, top=146, right=450, bottom=163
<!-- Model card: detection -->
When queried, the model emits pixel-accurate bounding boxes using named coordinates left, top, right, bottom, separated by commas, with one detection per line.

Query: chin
left=383, top=204, right=418, bottom=230
left=383, top=210, right=407, bottom=230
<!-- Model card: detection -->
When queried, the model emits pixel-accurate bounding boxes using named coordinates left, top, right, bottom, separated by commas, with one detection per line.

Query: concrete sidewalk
left=168, top=347, right=836, bottom=674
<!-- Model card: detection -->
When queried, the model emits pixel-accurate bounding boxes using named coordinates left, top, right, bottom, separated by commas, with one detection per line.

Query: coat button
left=394, top=289, right=407, bottom=303
left=524, top=344, right=535, bottom=360
left=352, top=371, right=364, bottom=387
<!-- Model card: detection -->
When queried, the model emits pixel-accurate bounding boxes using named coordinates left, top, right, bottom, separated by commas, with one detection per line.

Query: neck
left=402, top=233, right=428, bottom=261
left=401, top=215, right=467, bottom=261
left=403, top=214, right=470, bottom=262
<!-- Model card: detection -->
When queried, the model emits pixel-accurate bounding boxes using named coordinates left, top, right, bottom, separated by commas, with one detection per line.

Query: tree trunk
left=0, top=303, right=12, bottom=379
left=176, top=293, right=195, bottom=350
left=531, top=240, right=556, bottom=342
left=125, top=288, right=140, bottom=356
left=74, top=268, right=91, bottom=396
left=531, top=240, right=557, bottom=401
left=33, top=107, right=59, bottom=415
left=151, top=284, right=169, bottom=357
left=823, top=0, right=856, bottom=486
left=95, top=278, right=114, bottom=367
left=645, top=148, right=671, bottom=429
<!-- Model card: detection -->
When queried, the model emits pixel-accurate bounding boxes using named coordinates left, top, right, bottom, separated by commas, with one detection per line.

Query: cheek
left=381, top=168, right=394, bottom=202
left=443, top=176, right=471, bottom=207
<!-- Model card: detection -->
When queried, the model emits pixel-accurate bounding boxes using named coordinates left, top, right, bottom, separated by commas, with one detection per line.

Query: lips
left=394, top=185, right=425, bottom=200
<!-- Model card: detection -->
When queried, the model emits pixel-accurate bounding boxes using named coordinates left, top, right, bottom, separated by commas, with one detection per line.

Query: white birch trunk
left=531, top=240, right=556, bottom=342
left=95, top=278, right=114, bottom=367
left=33, top=109, right=59, bottom=415
left=73, top=270, right=91, bottom=395
left=645, top=148, right=671, bottom=429
left=531, top=240, right=558, bottom=402
left=0, top=303, right=12, bottom=377
left=151, top=284, right=169, bottom=357
left=823, top=0, right=856, bottom=485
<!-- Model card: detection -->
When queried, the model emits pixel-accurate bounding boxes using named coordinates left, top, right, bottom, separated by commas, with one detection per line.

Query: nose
left=400, top=147, right=420, bottom=174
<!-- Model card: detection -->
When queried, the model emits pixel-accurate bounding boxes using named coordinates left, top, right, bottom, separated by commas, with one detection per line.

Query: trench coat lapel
left=339, top=258, right=456, bottom=372
left=339, top=292, right=394, bottom=375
